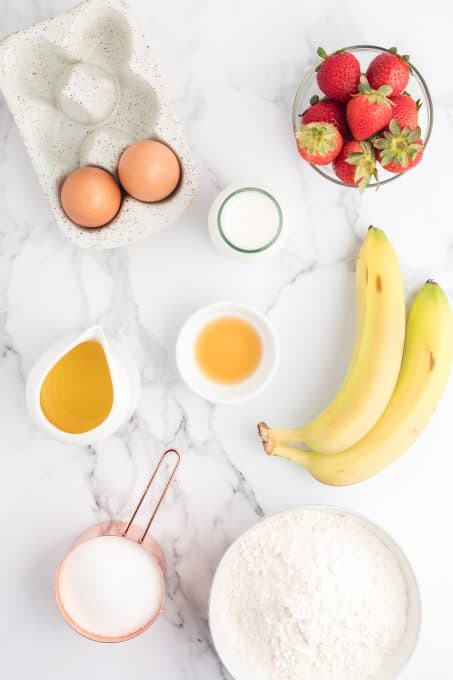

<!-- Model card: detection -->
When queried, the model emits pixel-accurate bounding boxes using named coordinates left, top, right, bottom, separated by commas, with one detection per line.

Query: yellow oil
left=40, top=341, right=113, bottom=434
left=195, top=316, right=262, bottom=384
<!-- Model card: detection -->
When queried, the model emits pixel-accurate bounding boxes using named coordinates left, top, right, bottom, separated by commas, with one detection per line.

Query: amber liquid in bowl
left=195, top=316, right=262, bottom=384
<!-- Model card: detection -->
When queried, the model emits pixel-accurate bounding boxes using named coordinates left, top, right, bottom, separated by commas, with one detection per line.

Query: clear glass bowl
left=292, top=45, right=433, bottom=188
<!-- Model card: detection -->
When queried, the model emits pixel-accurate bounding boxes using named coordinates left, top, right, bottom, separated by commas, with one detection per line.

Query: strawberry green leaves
left=356, top=75, right=393, bottom=105
left=296, top=122, right=343, bottom=165
left=374, top=120, right=424, bottom=170
left=346, top=141, right=378, bottom=190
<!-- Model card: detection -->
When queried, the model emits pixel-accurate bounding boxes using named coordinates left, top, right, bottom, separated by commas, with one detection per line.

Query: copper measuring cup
left=55, top=448, right=180, bottom=642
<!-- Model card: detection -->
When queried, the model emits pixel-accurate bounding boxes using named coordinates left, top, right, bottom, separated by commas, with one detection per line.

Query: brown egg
left=60, top=166, right=122, bottom=228
left=118, top=140, right=181, bottom=202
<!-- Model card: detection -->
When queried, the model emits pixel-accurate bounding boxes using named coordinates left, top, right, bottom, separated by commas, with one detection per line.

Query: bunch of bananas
left=258, top=227, right=453, bottom=485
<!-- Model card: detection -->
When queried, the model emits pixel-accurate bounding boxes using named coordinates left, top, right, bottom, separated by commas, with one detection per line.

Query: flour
left=211, top=507, right=408, bottom=680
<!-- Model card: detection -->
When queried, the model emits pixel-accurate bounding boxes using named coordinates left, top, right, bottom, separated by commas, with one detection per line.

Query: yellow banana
left=263, top=281, right=453, bottom=486
left=260, top=227, right=405, bottom=454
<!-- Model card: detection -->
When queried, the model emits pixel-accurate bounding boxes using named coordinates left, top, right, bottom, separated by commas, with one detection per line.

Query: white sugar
left=58, top=535, right=163, bottom=639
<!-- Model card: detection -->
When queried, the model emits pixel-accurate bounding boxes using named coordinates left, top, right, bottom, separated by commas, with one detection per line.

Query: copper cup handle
left=122, top=448, right=181, bottom=544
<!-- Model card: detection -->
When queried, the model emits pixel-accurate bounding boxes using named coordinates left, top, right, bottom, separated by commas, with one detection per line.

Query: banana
left=260, top=227, right=405, bottom=454
left=263, top=281, right=453, bottom=486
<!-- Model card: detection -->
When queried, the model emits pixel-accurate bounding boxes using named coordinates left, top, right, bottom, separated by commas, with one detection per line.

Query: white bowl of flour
left=209, top=506, right=420, bottom=680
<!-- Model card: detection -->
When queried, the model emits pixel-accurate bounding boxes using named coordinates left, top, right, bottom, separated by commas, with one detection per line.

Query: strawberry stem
left=344, top=141, right=377, bottom=192
left=357, top=75, right=394, bottom=105
left=387, top=46, right=412, bottom=71
left=374, top=123, right=423, bottom=169
left=296, top=122, right=339, bottom=156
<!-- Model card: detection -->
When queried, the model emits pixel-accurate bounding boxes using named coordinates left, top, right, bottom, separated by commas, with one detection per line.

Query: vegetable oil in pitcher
left=40, top=340, right=113, bottom=434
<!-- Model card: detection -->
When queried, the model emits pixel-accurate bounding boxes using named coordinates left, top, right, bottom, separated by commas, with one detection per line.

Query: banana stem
left=266, top=427, right=306, bottom=444
left=258, top=423, right=311, bottom=467
left=257, top=422, right=274, bottom=453
left=257, top=422, right=305, bottom=454
left=269, top=443, right=312, bottom=469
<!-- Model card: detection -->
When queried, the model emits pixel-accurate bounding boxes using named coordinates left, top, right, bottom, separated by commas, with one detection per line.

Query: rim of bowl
left=292, top=44, right=433, bottom=188
left=209, top=504, right=421, bottom=680
left=175, top=301, right=280, bottom=404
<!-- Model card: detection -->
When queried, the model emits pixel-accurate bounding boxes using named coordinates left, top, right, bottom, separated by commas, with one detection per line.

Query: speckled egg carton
left=0, top=0, right=198, bottom=249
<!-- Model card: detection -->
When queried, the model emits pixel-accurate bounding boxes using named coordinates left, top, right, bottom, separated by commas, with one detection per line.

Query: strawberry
left=316, top=47, right=361, bottom=102
left=374, top=120, right=424, bottom=173
left=389, top=92, right=420, bottom=131
left=301, top=95, right=349, bottom=137
left=333, top=140, right=378, bottom=190
left=347, top=76, right=393, bottom=140
left=296, top=121, right=343, bottom=165
left=366, top=48, right=411, bottom=96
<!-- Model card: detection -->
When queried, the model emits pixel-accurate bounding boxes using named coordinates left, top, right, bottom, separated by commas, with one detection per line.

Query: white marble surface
left=1, top=0, right=452, bottom=677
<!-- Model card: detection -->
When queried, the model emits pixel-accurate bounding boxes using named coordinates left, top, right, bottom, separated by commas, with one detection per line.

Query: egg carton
left=0, top=0, right=197, bottom=249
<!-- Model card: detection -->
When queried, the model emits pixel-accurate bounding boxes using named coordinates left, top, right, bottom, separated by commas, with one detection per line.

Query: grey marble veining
left=1, top=1, right=453, bottom=678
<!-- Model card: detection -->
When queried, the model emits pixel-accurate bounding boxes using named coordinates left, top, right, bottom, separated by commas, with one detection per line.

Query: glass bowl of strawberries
left=292, top=45, right=433, bottom=189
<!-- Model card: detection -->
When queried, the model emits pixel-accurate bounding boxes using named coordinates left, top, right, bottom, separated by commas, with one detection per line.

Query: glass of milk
left=208, top=184, right=286, bottom=261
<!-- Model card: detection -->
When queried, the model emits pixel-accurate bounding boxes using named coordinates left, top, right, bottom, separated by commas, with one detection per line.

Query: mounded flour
left=211, top=507, right=408, bottom=680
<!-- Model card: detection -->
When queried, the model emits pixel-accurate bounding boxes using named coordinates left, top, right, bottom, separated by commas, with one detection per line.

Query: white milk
left=57, top=535, right=164, bottom=639
left=208, top=185, right=285, bottom=261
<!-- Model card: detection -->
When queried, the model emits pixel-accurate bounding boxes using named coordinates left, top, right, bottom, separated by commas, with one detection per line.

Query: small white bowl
left=175, top=302, right=279, bottom=404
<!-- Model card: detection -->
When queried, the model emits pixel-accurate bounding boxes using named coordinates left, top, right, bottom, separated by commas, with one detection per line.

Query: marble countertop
left=1, top=0, right=452, bottom=677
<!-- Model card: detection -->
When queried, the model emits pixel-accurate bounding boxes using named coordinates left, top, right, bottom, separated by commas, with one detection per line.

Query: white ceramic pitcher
left=25, top=325, right=140, bottom=445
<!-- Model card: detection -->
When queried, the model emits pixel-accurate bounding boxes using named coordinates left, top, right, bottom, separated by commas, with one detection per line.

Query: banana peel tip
left=257, top=422, right=274, bottom=455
